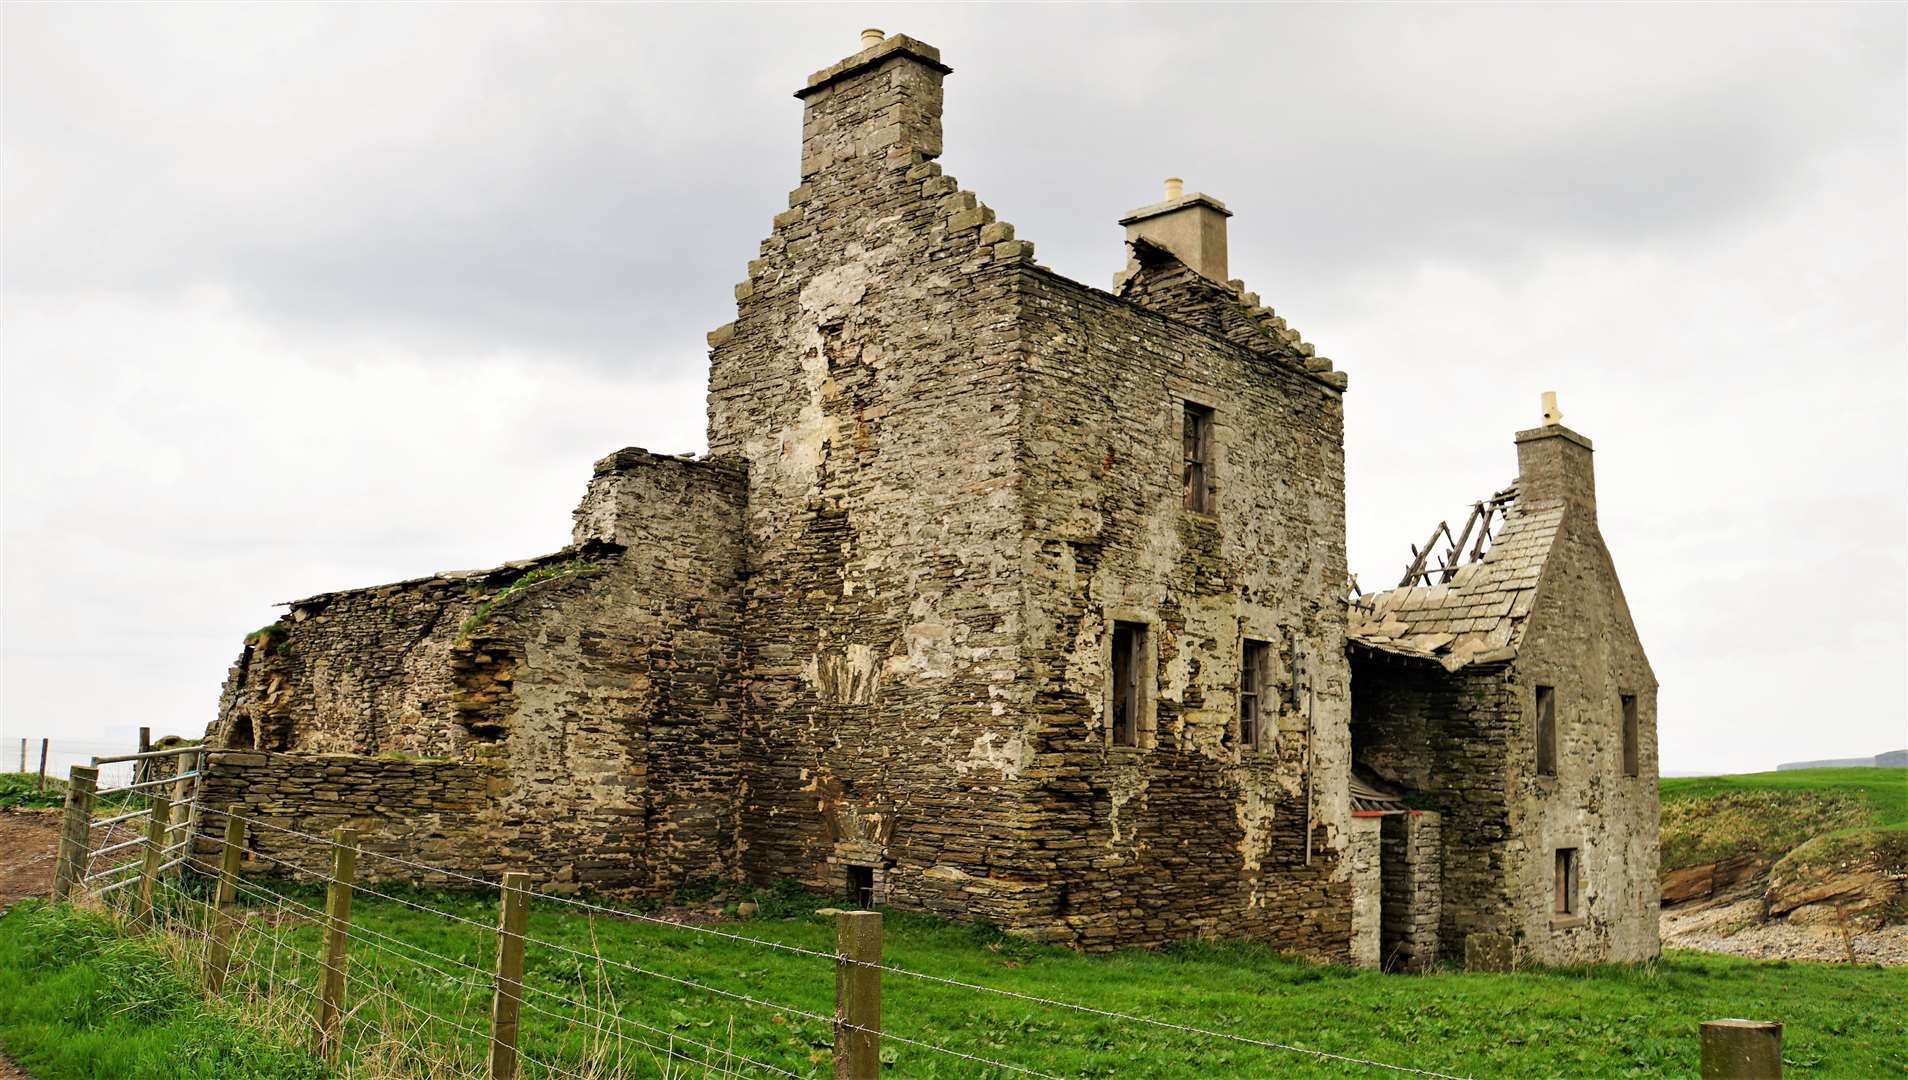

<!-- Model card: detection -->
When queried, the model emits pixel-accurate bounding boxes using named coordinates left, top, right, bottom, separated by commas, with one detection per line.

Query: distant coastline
left=1777, top=749, right=1908, bottom=771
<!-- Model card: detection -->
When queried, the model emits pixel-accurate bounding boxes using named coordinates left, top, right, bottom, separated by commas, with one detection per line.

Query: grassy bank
left=0, top=900, right=326, bottom=1079
left=0, top=772, right=67, bottom=811
left=1659, top=767, right=1906, bottom=874
left=5, top=875, right=1898, bottom=1079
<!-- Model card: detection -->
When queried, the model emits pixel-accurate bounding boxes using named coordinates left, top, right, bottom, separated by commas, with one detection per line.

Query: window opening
left=1239, top=640, right=1270, bottom=750
left=1182, top=403, right=1214, bottom=513
left=1111, top=621, right=1148, bottom=747
left=846, top=864, right=875, bottom=909
left=1535, top=685, right=1557, bottom=776
left=1620, top=694, right=1639, bottom=777
left=1554, top=848, right=1579, bottom=915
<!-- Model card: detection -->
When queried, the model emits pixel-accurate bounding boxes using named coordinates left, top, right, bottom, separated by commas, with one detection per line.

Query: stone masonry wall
left=1380, top=811, right=1442, bottom=971
left=206, top=449, right=747, bottom=897
left=1350, top=655, right=1523, bottom=962
left=706, top=37, right=1047, bottom=923
left=1504, top=431, right=1659, bottom=964
left=1011, top=261, right=1355, bottom=956
left=195, top=751, right=499, bottom=884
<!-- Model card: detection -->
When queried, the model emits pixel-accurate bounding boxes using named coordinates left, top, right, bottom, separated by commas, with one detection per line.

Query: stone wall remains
left=205, top=450, right=748, bottom=897
left=706, top=37, right=1045, bottom=924
left=195, top=751, right=498, bottom=883
left=1012, top=262, right=1354, bottom=956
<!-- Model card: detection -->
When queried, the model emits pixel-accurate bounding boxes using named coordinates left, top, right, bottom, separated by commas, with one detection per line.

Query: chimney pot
left=1541, top=391, right=1562, bottom=426
left=861, top=28, right=885, bottom=48
left=1164, top=176, right=1184, bottom=200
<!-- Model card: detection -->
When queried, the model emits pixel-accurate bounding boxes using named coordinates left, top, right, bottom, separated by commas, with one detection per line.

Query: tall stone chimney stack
left=1515, top=392, right=1596, bottom=517
left=793, top=30, right=952, bottom=181
left=1119, top=178, right=1233, bottom=283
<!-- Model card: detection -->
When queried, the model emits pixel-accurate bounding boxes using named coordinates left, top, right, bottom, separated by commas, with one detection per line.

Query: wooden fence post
left=315, top=827, right=357, bottom=1060
left=36, top=739, right=48, bottom=793
left=16, top=737, right=23, bottom=774
left=135, top=727, right=151, bottom=787
left=134, top=795, right=170, bottom=928
left=833, top=910, right=882, bottom=1080
left=1701, top=1019, right=1782, bottom=1079
left=204, top=809, right=246, bottom=994
left=51, top=766, right=98, bottom=901
left=487, top=871, right=531, bottom=1080
left=164, top=750, right=196, bottom=877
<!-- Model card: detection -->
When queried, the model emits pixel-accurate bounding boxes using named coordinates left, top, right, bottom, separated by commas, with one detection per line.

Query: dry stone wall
left=195, top=751, right=498, bottom=883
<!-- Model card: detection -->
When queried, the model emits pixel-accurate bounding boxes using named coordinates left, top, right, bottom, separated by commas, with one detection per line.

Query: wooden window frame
left=1620, top=693, right=1639, bottom=778
left=1238, top=639, right=1270, bottom=752
left=1535, top=685, right=1558, bottom=777
left=1181, top=402, right=1215, bottom=515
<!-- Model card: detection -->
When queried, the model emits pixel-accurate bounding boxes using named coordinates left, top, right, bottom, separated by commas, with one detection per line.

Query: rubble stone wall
left=195, top=750, right=499, bottom=883
left=1505, top=443, right=1659, bottom=963
left=206, top=450, right=748, bottom=897
left=1011, top=265, right=1354, bottom=956
left=1380, top=811, right=1442, bottom=971
left=706, top=38, right=1046, bottom=923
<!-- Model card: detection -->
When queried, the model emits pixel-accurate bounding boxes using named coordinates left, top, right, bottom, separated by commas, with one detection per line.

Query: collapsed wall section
left=206, top=449, right=747, bottom=896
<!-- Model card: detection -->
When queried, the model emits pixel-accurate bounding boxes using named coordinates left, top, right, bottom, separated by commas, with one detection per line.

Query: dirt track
left=0, top=810, right=60, bottom=911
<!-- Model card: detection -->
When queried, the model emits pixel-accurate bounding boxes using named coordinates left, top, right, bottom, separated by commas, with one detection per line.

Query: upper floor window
left=1182, top=402, right=1214, bottom=513
left=1620, top=693, right=1639, bottom=777
left=1238, top=639, right=1270, bottom=751
left=1535, top=685, right=1558, bottom=776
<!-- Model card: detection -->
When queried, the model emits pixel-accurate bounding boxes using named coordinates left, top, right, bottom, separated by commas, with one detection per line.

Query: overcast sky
left=3, top=4, right=1902, bottom=775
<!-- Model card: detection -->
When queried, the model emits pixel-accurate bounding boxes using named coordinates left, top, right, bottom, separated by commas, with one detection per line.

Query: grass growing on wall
left=11, top=878, right=1900, bottom=1079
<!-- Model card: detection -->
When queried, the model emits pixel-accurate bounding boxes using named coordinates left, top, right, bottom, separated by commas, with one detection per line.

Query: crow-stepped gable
left=203, top=31, right=1658, bottom=968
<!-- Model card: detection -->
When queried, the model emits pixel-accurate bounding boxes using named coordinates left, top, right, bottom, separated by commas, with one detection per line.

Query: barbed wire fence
left=44, top=759, right=1473, bottom=1080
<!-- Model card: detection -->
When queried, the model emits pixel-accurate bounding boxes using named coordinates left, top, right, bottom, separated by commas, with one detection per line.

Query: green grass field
left=0, top=771, right=69, bottom=811
left=1659, top=767, right=1907, bottom=876
left=2, top=877, right=1902, bottom=1080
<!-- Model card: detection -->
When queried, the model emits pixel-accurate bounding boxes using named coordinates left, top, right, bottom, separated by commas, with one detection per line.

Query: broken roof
left=1348, top=493, right=1566, bottom=670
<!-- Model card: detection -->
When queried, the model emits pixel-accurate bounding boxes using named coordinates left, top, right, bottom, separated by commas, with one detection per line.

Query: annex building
left=201, top=32, right=1660, bottom=969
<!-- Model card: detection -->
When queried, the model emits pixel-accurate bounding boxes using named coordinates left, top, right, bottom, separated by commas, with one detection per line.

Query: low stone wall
left=195, top=751, right=502, bottom=885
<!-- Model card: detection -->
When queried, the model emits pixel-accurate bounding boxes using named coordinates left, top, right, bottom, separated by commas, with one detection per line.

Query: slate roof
left=1349, top=771, right=1410, bottom=814
left=1347, top=492, right=1566, bottom=670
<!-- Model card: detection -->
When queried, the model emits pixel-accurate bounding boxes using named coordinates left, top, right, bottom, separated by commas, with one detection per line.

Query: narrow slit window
left=1182, top=403, right=1214, bottom=513
left=1239, top=640, right=1269, bottom=751
left=1554, top=848, right=1579, bottom=915
left=1535, top=685, right=1557, bottom=776
left=1620, top=694, right=1639, bottom=777
left=1110, top=621, right=1147, bottom=748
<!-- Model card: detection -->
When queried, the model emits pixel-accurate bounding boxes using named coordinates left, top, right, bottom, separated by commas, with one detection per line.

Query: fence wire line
left=204, top=865, right=808, bottom=1080
left=203, top=807, right=843, bottom=962
left=191, top=876, right=765, bottom=1080
left=151, top=874, right=499, bottom=1071
left=215, top=835, right=1053, bottom=1079
left=198, top=805, right=1470, bottom=1080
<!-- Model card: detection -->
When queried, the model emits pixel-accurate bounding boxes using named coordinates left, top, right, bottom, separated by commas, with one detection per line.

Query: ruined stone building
left=201, top=31, right=1659, bottom=968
